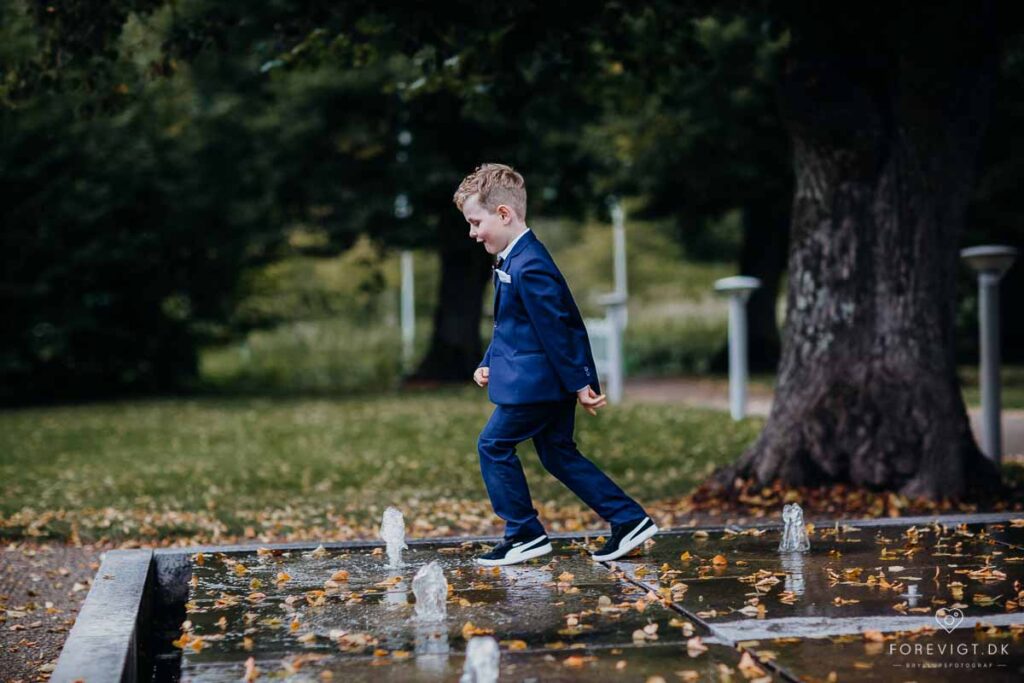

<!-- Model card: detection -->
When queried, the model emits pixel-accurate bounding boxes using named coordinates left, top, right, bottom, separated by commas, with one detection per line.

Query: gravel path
left=0, top=543, right=103, bottom=683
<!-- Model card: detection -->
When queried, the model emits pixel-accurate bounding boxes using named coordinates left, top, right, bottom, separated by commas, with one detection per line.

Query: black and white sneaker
left=475, top=533, right=553, bottom=567
left=592, top=516, right=659, bottom=562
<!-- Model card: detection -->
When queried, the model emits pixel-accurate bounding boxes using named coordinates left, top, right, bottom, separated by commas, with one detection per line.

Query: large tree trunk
left=727, top=2, right=1002, bottom=498
left=739, top=202, right=789, bottom=373
left=412, top=228, right=493, bottom=382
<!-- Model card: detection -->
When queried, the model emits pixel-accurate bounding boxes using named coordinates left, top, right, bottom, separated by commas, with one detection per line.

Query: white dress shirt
left=497, top=228, right=530, bottom=263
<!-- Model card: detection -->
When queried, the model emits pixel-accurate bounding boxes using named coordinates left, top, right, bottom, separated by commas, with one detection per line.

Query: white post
left=607, top=302, right=624, bottom=405
left=728, top=295, right=748, bottom=420
left=961, top=245, right=1018, bottom=464
left=401, top=251, right=415, bottom=369
left=596, top=293, right=626, bottom=405
left=714, top=276, right=761, bottom=421
left=611, top=201, right=628, bottom=330
left=979, top=271, right=1001, bottom=462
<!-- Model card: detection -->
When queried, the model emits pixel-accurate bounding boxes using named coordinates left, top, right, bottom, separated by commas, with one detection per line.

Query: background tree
left=722, top=1, right=1005, bottom=498
left=964, top=30, right=1024, bottom=365
left=586, top=6, right=792, bottom=372
left=167, top=0, right=613, bottom=382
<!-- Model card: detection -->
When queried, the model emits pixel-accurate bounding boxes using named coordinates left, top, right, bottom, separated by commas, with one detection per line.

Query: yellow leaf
left=738, top=651, right=766, bottom=678
left=461, top=621, right=494, bottom=639
left=686, top=636, right=708, bottom=656
left=244, top=657, right=259, bottom=682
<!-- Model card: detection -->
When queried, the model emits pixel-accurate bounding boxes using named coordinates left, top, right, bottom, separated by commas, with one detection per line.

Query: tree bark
left=726, top=2, right=1002, bottom=498
left=412, top=228, right=493, bottom=382
left=740, top=201, right=790, bottom=373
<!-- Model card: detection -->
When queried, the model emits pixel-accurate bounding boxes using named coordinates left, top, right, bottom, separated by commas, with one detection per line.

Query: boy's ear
left=497, top=204, right=512, bottom=223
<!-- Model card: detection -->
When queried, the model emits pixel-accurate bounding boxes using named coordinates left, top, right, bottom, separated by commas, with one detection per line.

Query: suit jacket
left=480, top=230, right=600, bottom=405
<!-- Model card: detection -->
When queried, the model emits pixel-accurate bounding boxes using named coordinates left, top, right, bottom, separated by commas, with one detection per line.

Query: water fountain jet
left=412, top=560, right=448, bottom=622
left=460, top=636, right=500, bottom=683
left=379, top=506, right=408, bottom=568
left=778, top=503, right=810, bottom=552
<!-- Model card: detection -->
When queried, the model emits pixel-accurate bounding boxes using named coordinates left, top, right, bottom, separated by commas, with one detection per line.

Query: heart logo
left=935, top=607, right=964, bottom=633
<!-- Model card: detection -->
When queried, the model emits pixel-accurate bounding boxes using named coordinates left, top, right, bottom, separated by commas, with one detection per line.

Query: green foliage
left=231, top=237, right=393, bottom=328
left=0, top=1, right=405, bottom=402
left=198, top=220, right=733, bottom=395
left=583, top=6, right=791, bottom=258
left=199, top=319, right=406, bottom=395
left=5, top=0, right=1022, bottom=403
left=626, top=317, right=729, bottom=376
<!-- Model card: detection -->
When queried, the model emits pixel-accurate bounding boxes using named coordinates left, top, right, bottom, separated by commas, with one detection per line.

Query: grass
left=959, top=365, right=1024, bottom=410
left=0, top=390, right=763, bottom=543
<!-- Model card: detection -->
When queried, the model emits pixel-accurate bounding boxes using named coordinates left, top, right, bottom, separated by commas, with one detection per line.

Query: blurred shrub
left=625, top=316, right=727, bottom=376
left=200, top=318, right=414, bottom=395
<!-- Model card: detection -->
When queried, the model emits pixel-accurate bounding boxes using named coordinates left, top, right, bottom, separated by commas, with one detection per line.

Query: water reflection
left=382, top=577, right=408, bottom=608
left=414, top=620, right=450, bottom=673
left=781, top=551, right=806, bottom=596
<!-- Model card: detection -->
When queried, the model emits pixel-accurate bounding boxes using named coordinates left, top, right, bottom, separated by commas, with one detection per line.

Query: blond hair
left=453, top=163, right=527, bottom=220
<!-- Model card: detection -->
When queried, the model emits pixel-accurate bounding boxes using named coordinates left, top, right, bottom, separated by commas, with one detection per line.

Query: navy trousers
left=477, top=400, right=646, bottom=539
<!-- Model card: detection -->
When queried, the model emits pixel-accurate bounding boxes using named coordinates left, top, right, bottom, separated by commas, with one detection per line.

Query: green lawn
left=959, top=365, right=1024, bottom=410
left=0, top=390, right=762, bottom=543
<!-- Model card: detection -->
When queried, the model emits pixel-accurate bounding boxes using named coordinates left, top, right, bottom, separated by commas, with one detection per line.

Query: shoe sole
left=592, top=524, right=659, bottom=562
left=475, top=542, right=553, bottom=567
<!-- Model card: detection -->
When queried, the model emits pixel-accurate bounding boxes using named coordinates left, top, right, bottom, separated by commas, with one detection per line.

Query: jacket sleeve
left=518, top=263, right=594, bottom=393
left=479, top=343, right=492, bottom=369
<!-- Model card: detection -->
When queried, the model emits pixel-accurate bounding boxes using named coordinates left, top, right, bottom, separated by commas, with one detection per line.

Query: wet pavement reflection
left=177, top=517, right=1024, bottom=681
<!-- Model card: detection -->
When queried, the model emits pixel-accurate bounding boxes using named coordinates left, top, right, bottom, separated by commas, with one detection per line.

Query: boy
left=454, top=163, right=658, bottom=567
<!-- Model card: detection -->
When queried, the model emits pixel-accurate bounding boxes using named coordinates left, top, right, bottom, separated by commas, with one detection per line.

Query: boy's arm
left=518, top=263, right=594, bottom=394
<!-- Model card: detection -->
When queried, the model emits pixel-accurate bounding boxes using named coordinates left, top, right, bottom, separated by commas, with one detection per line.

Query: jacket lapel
left=492, top=230, right=535, bottom=320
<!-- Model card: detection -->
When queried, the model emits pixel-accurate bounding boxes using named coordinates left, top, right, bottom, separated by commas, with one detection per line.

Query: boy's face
left=463, top=194, right=514, bottom=255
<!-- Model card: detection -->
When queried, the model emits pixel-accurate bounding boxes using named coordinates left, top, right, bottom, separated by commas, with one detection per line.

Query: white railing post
left=594, top=293, right=627, bottom=405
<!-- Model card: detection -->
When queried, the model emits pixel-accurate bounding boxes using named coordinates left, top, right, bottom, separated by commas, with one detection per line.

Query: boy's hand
left=577, top=386, right=607, bottom=416
left=473, top=366, right=489, bottom=387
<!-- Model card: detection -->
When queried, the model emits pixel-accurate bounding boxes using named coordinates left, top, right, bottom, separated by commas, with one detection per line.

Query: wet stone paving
left=175, top=518, right=1024, bottom=681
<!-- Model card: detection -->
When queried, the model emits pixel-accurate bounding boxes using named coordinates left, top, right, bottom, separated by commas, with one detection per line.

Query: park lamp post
left=714, top=276, right=762, bottom=421
left=960, top=245, right=1018, bottom=464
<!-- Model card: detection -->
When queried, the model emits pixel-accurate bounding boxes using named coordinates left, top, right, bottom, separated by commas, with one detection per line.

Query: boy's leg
left=478, top=403, right=556, bottom=539
left=532, top=400, right=647, bottom=525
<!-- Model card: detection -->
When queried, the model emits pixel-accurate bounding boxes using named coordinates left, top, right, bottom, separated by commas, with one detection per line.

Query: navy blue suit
left=477, top=230, right=646, bottom=539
